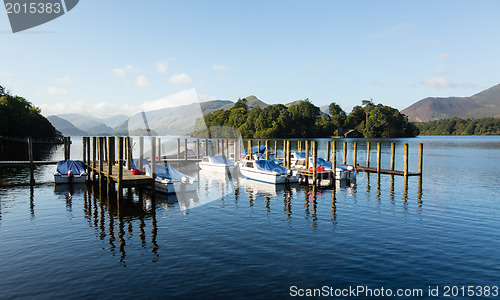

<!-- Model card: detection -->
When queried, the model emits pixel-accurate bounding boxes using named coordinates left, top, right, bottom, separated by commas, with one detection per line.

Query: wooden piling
left=151, top=137, right=156, bottom=177
left=312, top=141, right=317, bottom=183
left=331, top=140, right=336, bottom=168
left=177, top=138, right=181, bottom=159
left=298, top=140, right=302, bottom=152
left=157, top=138, right=161, bottom=162
left=377, top=142, right=381, bottom=173
left=366, top=142, right=371, bottom=168
left=404, top=143, right=409, bottom=177
left=117, top=137, right=124, bottom=200
left=107, top=137, right=114, bottom=176
left=286, top=140, right=291, bottom=169
left=257, top=140, right=261, bottom=156
left=86, top=137, right=91, bottom=178
left=139, top=136, right=144, bottom=172
left=248, top=139, right=252, bottom=159
left=418, top=143, right=423, bottom=175
left=274, top=140, right=277, bottom=157
left=283, top=140, right=286, bottom=159
left=326, top=140, right=330, bottom=161
left=343, top=141, right=347, bottom=165
left=92, top=137, right=97, bottom=181
left=184, top=139, right=188, bottom=160
left=28, top=136, right=34, bottom=185
left=305, top=140, right=309, bottom=169
left=204, top=139, right=209, bottom=156
left=390, top=142, right=395, bottom=170
left=126, top=137, right=132, bottom=170
left=82, top=137, right=87, bottom=166
left=196, top=139, right=200, bottom=159
left=353, top=142, right=357, bottom=166
left=265, top=140, right=269, bottom=160
left=98, top=137, right=104, bottom=192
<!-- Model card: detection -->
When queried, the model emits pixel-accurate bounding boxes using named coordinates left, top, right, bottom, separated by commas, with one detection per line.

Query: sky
left=1, top=0, right=500, bottom=118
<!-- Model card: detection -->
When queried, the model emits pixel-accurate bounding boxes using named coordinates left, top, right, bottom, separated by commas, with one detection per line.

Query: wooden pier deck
left=88, top=165, right=153, bottom=188
left=0, top=160, right=59, bottom=166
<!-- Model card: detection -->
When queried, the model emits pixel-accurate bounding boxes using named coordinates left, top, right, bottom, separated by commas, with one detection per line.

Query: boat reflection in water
left=238, top=177, right=298, bottom=197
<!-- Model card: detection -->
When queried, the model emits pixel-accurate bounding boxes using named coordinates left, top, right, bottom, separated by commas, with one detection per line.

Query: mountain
left=47, top=115, right=87, bottom=136
left=221, top=95, right=269, bottom=110
left=56, top=113, right=129, bottom=130
left=402, top=83, right=500, bottom=122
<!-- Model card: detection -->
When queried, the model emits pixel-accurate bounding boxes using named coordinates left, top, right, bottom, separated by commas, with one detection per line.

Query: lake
left=1, top=136, right=499, bottom=299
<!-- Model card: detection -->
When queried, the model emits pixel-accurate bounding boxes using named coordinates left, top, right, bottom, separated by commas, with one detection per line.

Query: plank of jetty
left=0, top=161, right=59, bottom=166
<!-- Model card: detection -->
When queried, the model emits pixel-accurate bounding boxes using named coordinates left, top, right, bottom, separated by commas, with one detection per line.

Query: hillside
left=402, top=83, right=500, bottom=122
left=46, top=115, right=87, bottom=136
left=221, top=95, right=268, bottom=110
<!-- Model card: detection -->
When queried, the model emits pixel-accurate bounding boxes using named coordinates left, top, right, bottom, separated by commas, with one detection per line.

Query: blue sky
left=1, top=0, right=500, bottom=117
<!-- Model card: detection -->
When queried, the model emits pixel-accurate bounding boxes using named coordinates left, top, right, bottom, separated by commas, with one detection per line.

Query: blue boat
left=53, top=160, right=88, bottom=184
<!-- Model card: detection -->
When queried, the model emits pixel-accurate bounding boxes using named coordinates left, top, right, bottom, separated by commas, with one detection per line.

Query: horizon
left=1, top=1, right=499, bottom=118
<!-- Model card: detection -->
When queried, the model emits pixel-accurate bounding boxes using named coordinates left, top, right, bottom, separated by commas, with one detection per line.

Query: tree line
left=414, top=118, right=500, bottom=135
left=0, top=85, right=60, bottom=138
left=191, top=98, right=419, bottom=138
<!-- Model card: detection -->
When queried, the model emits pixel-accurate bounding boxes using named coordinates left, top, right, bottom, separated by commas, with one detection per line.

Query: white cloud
left=112, top=65, right=141, bottom=78
left=37, top=87, right=68, bottom=96
left=0, top=71, right=13, bottom=77
left=434, top=67, right=448, bottom=75
left=135, top=75, right=151, bottom=87
left=155, top=59, right=169, bottom=73
left=371, top=22, right=413, bottom=38
left=438, top=53, right=450, bottom=60
left=169, top=73, right=192, bottom=84
left=213, top=64, right=231, bottom=72
left=198, top=94, right=218, bottom=101
left=422, top=77, right=478, bottom=89
left=56, top=76, right=73, bottom=84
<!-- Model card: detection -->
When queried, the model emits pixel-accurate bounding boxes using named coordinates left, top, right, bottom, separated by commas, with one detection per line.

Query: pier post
left=312, top=141, right=317, bottom=185
left=283, top=140, right=286, bottom=160
left=390, top=143, right=395, bottom=170
left=151, top=137, right=156, bottom=177
left=257, top=140, right=261, bottom=157
left=196, top=139, right=200, bottom=159
left=248, top=139, right=252, bottom=159
left=353, top=142, right=357, bottom=166
left=404, top=143, right=409, bottom=177
left=126, top=137, right=132, bottom=170
left=377, top=143, right=381, bottom=173
left=343, top=141, right=347, bottom=165
left=117, top=137, right=124, bottom=200
left=366, top=142, right=371, bottom=168
left=28, top=136, right=34, bottom=185
left=98, top=137, right=104, bottom=192
left=139, top=136, right=144, bottom=172
left=274, top=140, right=277, bottom=158
left=177, top=138, right=181, bottom=159
left=326, top=140, right=330, bottom=161
left=184, top=139, right=188, bottom=161
left=92, top=137, right=97, bottom=181
left=157, top=138, right=161, bottom=162
left=204, top=139, right=208, bottom=156
left=86, top=137, right=91, bottom=180
left=82, top=137, right=87, bottom=166
left=216, top=139, right=220, bottom=155
left=265, top=140, right=269, bottom=160
left=418, top=143, right=423, bottom=175
left=298, top=140, right=302, bottom=152
left=107, top=137, right=114, bottom=176
left=305, top=140, right=309, bottom=170
left=103, top=137, right=107, bottom=165
left=331, top=140, right=336, bottom=168
left=286, top=140, right=291, bottom=169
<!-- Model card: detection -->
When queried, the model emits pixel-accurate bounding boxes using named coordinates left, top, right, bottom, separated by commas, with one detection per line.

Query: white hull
left=198, top=162, right=237, bottom=175
left=239, top=166, right=299, bottom=184
left=335, top=168, right=356, bottom=180
left=154, top=179, right=199, bottom=194
left=54, top=173, right=87, bottom=184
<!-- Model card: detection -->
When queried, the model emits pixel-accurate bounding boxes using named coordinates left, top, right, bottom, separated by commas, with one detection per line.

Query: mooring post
left=286, top=140, right=291, bottom=169
left=265, top=140, right=269, bottom=160
left=82, top=137, right=87, bottom=166
left=390, top=142, right=395, bottom=170
left=377, top=142, right=381, bottom=173
left=28, top=136, right=34, bottom=185
left=157, top=138, right=161, bottom=162
left=326, top=140, right=330, bottom=162
left=196, top=139, right=200, bottom=159
left=204, top=139, right=209, bottom=156
left=107, top=137, right=114, bottom=176
left=312, top=141, right=317, bottom=184
left=331, top=140, right=336, bottom=167
left=139, top=136, right=144, bottom=172
left=117, top=136, right=124, bottom=201
left=126, top=137, right=132, bottom=170
left=298, top=140, right=302, bottom=152
left=92, top=137, right=97, bottom=181
left=418, top=143, right=423, bottom=175
left=404, top=143, right=409, bottom=177
left=305, top=140, right=309, bottom=170
left=342, top=141, right=347, bottom=165
left=274, top=140, right=277, bottom=158
left=177, top=138, right=181, bottom=159
left=98, top=137, right=104, bottom=192
left=353, top=142, right=357, bottom=166
left=184, top=139, right=188, bottom=161
left=366, top=142, right=371, bottom=168
left=151, top=137, right=156, bottom=176
left=247, top=139, right=252, bottom=159
left=216, top=139, right=220, bottom=155
left=283, top=140, right=286, bottom=160
left=103, top=137, right=107, bottom=164
left=86, top=137, right=91, bottom=179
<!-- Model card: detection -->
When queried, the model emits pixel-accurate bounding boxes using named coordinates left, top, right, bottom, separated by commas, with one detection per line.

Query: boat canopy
left=241, top=145, right=266, bottom=155
left=154, top=164, right=188, bottom=181
left=56, top=160, right=86, bottom=175
left=312, top=157, right=333, bottom=169
left=295, top=152, right=307, bottom=159
left=254, top=160, right=289, bottom=175
left=131, top=158, right=150, bottom=169
left=209, top=155, right=236, bottom=165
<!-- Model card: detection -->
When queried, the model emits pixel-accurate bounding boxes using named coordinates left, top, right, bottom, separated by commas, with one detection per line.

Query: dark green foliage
left=415, top=118, right=500, bottom=135
left=191, top=97, right=419, bottom=138
left=0, top=85, right=60, bottom=138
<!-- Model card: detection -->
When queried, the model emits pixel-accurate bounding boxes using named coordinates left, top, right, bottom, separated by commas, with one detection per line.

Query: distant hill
left=47, top=115, right=87, bottom=136
left=402, top=83, right=500, bottom=122
left=221, top=95, right=268, bottom=110
left=56, top=113, right=129, bottom=130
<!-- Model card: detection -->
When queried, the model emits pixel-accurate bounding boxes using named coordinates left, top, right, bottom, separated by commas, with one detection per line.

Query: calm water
left=1, top=136, right=500, bottom=299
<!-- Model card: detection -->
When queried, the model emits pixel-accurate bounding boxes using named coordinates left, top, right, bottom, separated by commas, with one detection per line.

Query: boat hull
left=198, top=162, right=237, bottom=175
left=154, top=179, right=199, bottom=194
left=54, top=173, right=87, bottom=184
left=239, top=166, right=299, bottom=184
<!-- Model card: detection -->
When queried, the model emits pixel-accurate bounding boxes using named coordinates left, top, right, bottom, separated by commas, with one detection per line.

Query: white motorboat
left=53, top=160, right=88, bottom=184
left=239, top=156, right=300, bottom=184
left=198, top=155, right=238, bottom=175
left=145, top=163, right=198, bottom=194
left=290, top=152, right=356, bottom=180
